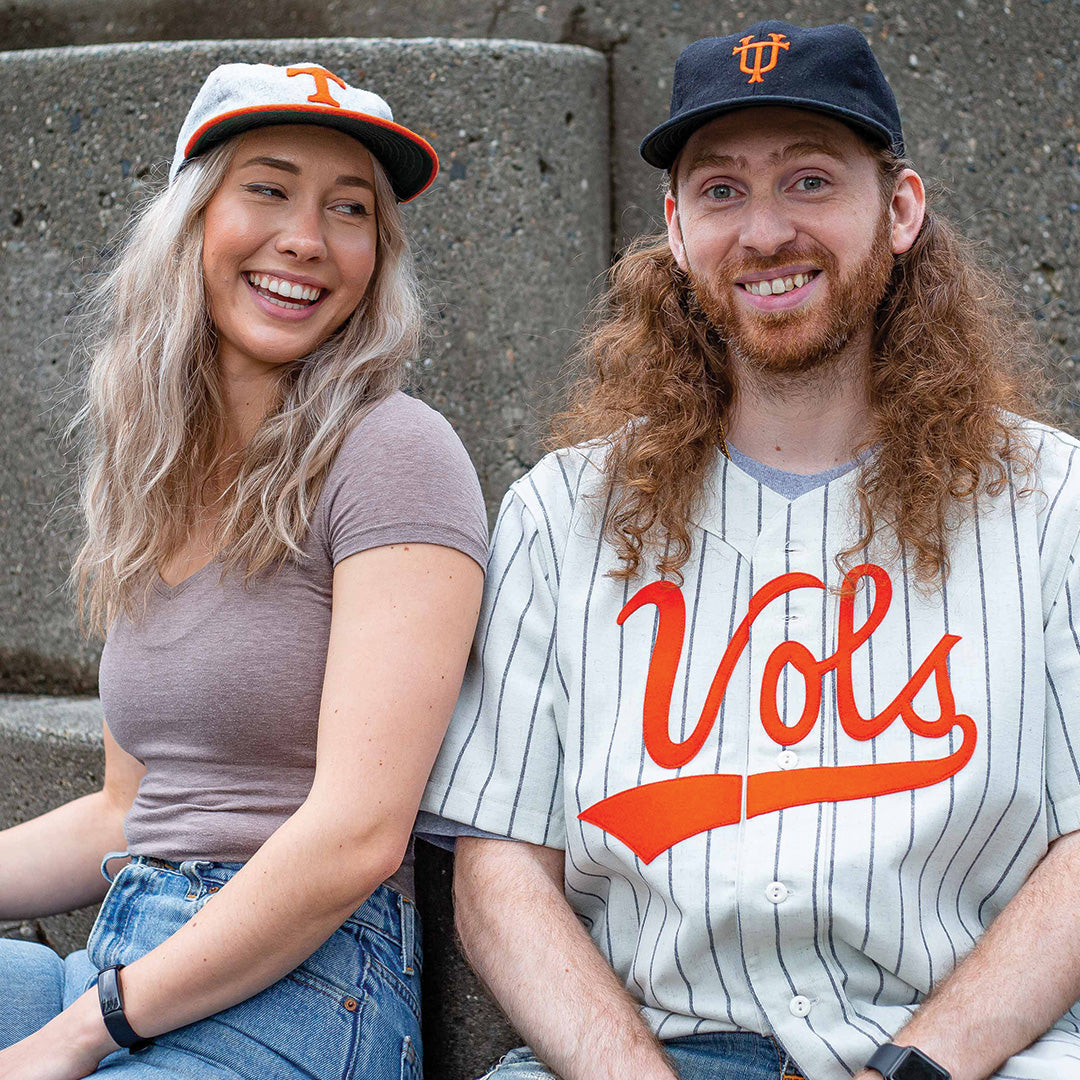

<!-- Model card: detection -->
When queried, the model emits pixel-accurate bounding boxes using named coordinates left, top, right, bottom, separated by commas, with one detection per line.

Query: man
left=421, top=21, right=1080, bottom=1080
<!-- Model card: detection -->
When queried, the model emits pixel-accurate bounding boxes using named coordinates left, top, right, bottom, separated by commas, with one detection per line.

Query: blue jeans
left=0, top=856, right=422, bottom=1079
left=481, top=1032, right=806, bottom=1080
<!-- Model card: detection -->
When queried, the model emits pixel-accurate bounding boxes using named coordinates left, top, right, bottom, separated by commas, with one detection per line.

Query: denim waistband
left=110, top=853, right=416, bottom=961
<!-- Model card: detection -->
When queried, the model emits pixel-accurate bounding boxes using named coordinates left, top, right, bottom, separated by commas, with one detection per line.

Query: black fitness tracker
left=97, top=965, right=152, bottom=1052
left=867, top=1043, right=951, bottom=1080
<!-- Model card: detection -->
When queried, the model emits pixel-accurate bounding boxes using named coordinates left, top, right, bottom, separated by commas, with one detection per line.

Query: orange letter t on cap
left=286, top=65, right=347, bottom=107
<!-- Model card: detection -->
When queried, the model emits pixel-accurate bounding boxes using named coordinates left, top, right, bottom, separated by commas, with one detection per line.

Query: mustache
left=712, top=249, right=839, bottom=285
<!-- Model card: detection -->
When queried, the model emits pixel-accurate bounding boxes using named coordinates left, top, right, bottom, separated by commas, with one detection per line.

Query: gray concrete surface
left=0, top=38, right=610, bottom=692
left=0, top=695, right=519, bottom=1077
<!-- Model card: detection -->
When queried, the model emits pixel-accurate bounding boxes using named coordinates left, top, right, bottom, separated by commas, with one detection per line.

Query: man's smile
left=733, top=266, right=824, bottom=310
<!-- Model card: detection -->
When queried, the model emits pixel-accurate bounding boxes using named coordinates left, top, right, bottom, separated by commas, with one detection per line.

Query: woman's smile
left=242, top=270, right=329, bottom=318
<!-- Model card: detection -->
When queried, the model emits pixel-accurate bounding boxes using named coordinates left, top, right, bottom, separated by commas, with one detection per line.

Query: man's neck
left=724, top=342, right=874, bottom=475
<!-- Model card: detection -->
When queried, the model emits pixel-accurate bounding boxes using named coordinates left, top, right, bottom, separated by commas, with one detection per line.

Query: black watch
left=866, top=1044, right=950, bottom=1080
left=97, top=965, right=152, bottom=1053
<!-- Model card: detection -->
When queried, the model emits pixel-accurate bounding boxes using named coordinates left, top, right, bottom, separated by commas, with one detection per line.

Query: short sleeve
left=317, top=392, right=488, bottom=569
left=1044, top=549, right=1080, bottom=841
left=421, top=483, right=566, bottom=849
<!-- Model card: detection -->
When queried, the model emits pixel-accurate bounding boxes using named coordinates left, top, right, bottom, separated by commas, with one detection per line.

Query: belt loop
left=398, top=894, right=415, bottom=976
left=99, top=851, right=130, bottom=883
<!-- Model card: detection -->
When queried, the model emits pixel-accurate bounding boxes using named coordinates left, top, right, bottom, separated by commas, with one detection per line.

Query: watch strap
left=868, top=1044, right=907, bottom=1075
left=97, top=965, right=152, bottom=1052
left=867, top=1043, right=950, bottom=1080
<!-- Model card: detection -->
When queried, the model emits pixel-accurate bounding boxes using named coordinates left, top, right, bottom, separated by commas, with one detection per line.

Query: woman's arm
left=0, top=722, right=144, bottom=920
left=0, top=541, right=483, bottom=1079
left=454, top=837, right=679, bottom=1080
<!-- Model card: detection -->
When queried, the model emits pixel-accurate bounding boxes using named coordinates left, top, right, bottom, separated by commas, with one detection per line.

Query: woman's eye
left=334, top=202, right=373, bottom=218
left=705, top=183, right=737, bottom=201
left=795, top=176, right=826, bottom=192
left=244, top=183, right=285, bottom=198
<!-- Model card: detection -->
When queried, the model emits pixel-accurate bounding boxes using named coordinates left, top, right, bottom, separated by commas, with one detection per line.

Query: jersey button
left=765, top=881, right=789, bottom=904
left=789, top=995, right=812, bottom=1017
left=776, top=750, right=798, bottom=770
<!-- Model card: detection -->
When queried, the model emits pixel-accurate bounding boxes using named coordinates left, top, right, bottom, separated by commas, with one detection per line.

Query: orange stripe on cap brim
left=183, top=103, right=439, bottom=201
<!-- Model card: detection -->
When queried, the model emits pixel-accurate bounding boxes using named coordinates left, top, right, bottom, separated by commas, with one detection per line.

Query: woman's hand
left=0, top=990, right=117, bottom=1080
left=0, top=1034, right=99, bottom=1080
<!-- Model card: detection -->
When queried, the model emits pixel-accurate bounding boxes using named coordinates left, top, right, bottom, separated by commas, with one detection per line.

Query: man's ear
left=665, top=190, right=689, bottom=270
left=890, top=169, right=926, bottom=255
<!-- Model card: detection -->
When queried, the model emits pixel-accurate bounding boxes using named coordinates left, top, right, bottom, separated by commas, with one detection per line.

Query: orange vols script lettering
left=578, top=564, right=977, bottom=862
left=732, top=33, right=790, bottom=84
left=286, top=65, right=347, bottom=107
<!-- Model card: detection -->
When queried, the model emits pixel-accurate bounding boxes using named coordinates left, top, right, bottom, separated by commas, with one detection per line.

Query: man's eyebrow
left=771, top=140, right=848, bottom=164
left=680, top=140, right=849, bottom=177
left=681, top=150, right=748, bottom=176
left=237, top=158, right=374, bottom=191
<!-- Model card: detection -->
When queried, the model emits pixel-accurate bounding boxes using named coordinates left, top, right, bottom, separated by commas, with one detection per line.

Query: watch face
left=895, top=1049, right=947, bottom=1080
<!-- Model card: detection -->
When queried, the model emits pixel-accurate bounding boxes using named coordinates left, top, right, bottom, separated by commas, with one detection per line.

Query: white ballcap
left=170, top=61, right=439, bottom=201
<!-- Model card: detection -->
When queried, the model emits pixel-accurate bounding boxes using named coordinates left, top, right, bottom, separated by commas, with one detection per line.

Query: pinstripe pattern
left=423, top=421, right=1080, bottom=1080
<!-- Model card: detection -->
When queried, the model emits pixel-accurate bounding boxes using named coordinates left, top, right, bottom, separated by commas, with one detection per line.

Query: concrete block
left=0, top=695, right=520, bottom=1077
left=0, top=38, right=610, bottom=691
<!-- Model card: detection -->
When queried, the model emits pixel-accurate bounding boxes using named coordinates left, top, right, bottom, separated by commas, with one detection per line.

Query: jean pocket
left=400, top=1035, right=421, bottom=1080
left=164, top=961, right=364, bottom=1080
left=358, top=923, right=422, bottom=1024
left=85, top=863, right=139, bottom=967
left=349, top=947, right=423, bottom=1079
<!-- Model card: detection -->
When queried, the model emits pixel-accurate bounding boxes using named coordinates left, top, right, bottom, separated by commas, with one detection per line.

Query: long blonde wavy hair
left=72, top=138, right=422, bottom=635
left=552, top=150, right=1043, bottom=586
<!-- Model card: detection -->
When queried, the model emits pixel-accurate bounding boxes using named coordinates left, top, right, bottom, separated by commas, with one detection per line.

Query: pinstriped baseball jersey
left=422, top=421, right=1080, bottom=1080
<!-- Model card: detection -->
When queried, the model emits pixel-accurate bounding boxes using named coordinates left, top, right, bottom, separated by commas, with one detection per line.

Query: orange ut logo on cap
left=732, top=33, right=790, bottom=84
left=286, top=65, right=347, bottom=107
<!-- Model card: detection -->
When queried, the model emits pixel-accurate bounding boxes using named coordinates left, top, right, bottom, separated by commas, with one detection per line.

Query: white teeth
left=266, top=294, right=305, bottom=310
left=246, top=273, right=322, bottom=304
left=744, top=271, right=816, bottom=296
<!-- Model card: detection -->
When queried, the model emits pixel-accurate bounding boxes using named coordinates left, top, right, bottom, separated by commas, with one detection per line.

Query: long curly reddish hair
left=551, top=157, right=1044, bottom=585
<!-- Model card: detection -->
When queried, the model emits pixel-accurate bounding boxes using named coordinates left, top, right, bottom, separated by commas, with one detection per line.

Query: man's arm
left=856, top=831, right=1080, bottom=1080
left=454, top=836, right=678, bottom=1080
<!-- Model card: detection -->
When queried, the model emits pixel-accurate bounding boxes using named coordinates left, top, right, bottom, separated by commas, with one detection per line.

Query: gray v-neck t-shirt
left=98, top=391, right=489, bottom=899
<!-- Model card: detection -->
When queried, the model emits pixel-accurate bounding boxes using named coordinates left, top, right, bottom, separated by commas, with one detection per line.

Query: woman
left=0, top=61, right=487, bottom=1079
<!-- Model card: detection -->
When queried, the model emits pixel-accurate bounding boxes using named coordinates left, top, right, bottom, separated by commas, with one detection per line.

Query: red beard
left=690, top=210, right=895, bottom=375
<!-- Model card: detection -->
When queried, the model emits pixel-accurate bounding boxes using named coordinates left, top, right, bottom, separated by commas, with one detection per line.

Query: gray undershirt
left=416, top=444, right=864, bottom=852
left=726, top=443, right=863, bottom=498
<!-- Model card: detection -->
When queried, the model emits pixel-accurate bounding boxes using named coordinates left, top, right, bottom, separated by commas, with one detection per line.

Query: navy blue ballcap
left=640, top=21, right=904, bottom=170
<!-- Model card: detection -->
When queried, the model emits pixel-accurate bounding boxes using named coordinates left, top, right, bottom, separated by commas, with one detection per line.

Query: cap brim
left=184, top=104, right=439, bottom=201
left=640, top=97, right=899, bottom=170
